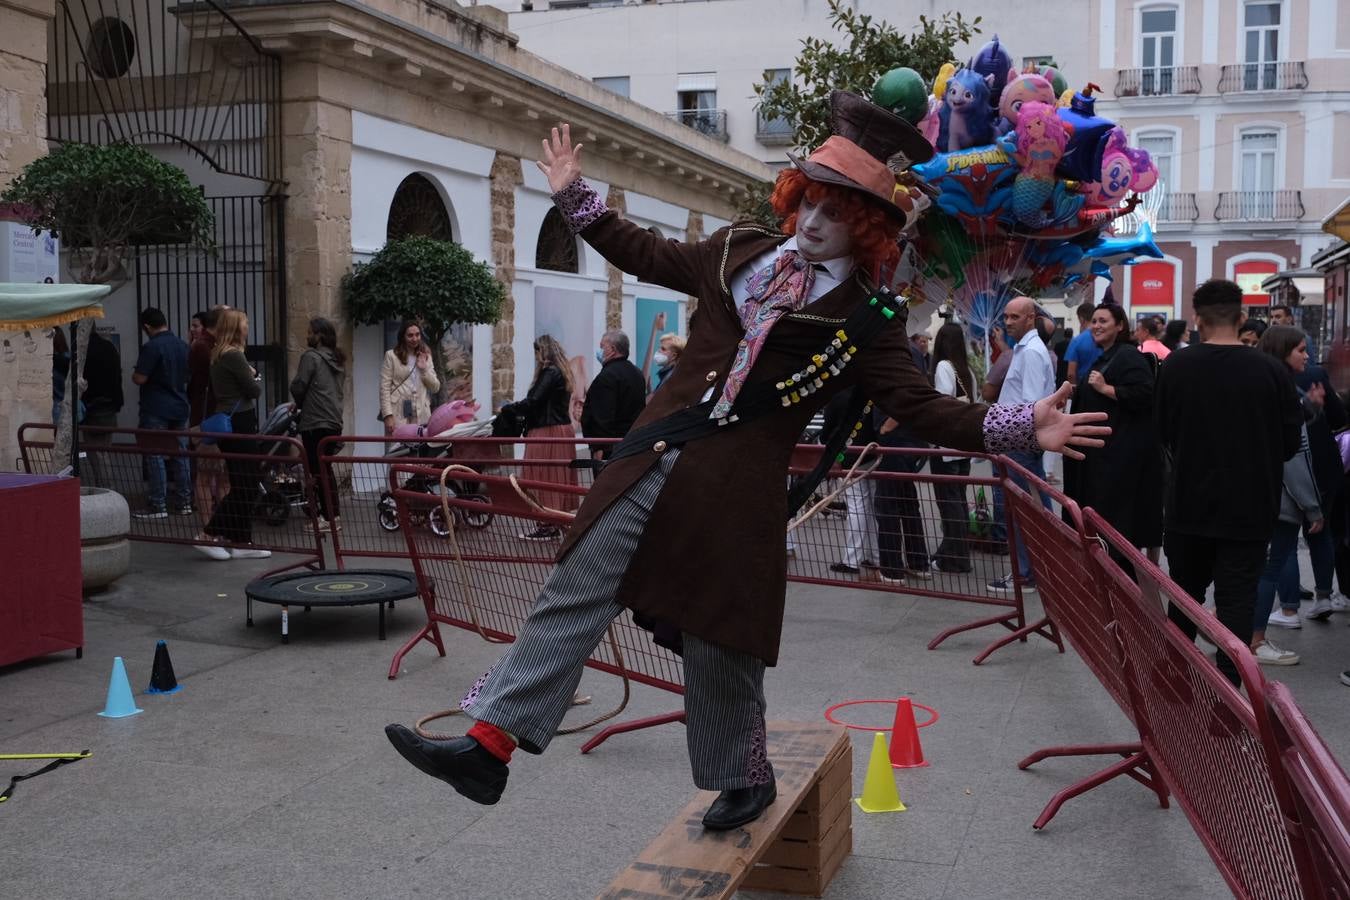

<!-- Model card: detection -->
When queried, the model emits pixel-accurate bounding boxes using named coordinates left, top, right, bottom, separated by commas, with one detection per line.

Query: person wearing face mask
left=290, top=317, right=346, bottom=531
left=380, top=320, right=439, bottom=435
left=652, top=332, right=685, bottom=391
left=383, top=100, right=1109, bottom=831
left=580, top=330, right=646, bottom=466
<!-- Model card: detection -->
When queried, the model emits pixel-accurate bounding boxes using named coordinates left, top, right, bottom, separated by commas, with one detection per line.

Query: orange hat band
left=805, top=136, right=897, bottom=201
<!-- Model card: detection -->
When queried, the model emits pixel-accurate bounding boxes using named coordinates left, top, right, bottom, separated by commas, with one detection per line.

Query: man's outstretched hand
left=537, top=124, right=584, bottom=193
left=1033, top=381, right=1110, bottom=460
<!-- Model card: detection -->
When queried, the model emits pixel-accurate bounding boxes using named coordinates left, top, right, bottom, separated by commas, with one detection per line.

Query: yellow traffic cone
left=855, top=731, right=907, bottom=813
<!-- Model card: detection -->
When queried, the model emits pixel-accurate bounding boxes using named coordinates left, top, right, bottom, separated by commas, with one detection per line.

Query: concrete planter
left=81, top=486, right=130, bottom=590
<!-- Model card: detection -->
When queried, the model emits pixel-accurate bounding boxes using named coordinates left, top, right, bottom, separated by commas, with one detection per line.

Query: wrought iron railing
left=756, top=111, right=793, bottom=146
left=1115, top=66, right=1202, bottom=97
left=1218, top=61, right=1308, bottom=93
left=1156, top=193, right=1200, bottom=223
left=666, top=108, right=729, bottom=142
left=1214, top=190, right=1305, bottom=222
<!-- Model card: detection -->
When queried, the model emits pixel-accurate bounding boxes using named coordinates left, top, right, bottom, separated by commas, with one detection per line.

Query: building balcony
left=666, top=108, right=729, bottom=142
left=756, top=111, right=793, bottom=146
left=1156, top=193, right=1200, bottom=223
left=1115, top=66, right=1201, bottom=98
left=1217, top=61, right=1308, bottom=93
left=1214, top=190, right=1305, bottom=223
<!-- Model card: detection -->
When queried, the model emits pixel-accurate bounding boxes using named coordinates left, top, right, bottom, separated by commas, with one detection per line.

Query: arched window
left=535, top=207, right=579, bottom=273
left=386, top=174, right=453, bottom=242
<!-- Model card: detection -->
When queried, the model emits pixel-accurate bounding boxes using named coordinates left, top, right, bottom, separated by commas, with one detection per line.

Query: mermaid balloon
left=1008, top=102, right=1069, bottom=228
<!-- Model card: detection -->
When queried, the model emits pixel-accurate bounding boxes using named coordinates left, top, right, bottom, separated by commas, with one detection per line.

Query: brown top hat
left=788, top=90, right=935, bottom=223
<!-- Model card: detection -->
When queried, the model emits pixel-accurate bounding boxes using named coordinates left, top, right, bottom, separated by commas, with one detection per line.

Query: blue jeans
left=141, top=415, right=191, bottom=510
left=996, top=450, right=1048, bottom=581
left=1258, top=521, right=1303, bottom=625
left=1275, top=522, right=1335, bottom=610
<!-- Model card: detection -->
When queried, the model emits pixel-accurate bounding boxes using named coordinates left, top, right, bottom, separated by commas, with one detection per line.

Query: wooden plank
left=598, top=721, right=850, bottom=900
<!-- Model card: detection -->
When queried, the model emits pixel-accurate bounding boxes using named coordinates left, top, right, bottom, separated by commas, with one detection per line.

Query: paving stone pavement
left=3, top=540, right=1347, bottom=899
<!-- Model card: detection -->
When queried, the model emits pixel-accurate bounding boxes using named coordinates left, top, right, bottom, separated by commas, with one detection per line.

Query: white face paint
left=794, top=194, right=853, bottom=263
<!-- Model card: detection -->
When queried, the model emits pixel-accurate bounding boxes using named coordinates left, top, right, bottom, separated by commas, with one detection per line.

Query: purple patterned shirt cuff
left=552, top=177, right=607, bottom=234
left=983, top=403, right=1040, bottom=454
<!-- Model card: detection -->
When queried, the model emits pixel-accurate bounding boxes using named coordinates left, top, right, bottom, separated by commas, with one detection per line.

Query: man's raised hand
left=538, top=124, right=584, bottom=193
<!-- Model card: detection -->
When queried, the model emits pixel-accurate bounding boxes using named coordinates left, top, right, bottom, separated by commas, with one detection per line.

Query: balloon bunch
left=872, top=35, right=1162, bottom=345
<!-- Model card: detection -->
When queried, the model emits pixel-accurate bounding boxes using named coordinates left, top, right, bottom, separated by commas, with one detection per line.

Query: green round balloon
left=1041, top=65, right=1069, bottom=98
left=872, top=67, right=928, bottom=124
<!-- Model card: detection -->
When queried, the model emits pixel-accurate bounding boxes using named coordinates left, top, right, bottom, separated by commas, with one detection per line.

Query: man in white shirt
left=989, top=296, right=1057, bottom=594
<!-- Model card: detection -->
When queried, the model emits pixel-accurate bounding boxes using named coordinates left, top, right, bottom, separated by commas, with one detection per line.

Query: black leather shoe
left=701, top=777, right=777, bottom=831
left=384, top=724, right=509, bottom=805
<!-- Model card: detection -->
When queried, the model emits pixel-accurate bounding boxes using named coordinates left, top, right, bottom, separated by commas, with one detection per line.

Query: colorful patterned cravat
left=710, top=249, right=816, bottom=419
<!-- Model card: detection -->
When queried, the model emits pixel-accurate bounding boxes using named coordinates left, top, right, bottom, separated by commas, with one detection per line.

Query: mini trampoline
left=244, top=569, right=419, bottom=643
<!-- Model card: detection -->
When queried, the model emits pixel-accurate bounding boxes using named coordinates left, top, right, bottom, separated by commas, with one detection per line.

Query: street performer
left=386, top=93, right=1109, bottom=830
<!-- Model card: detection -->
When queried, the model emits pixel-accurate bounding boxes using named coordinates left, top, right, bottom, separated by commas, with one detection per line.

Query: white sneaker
left=230, top=548, right=272, bottom=560
left=1253, top=640, right=1300, bottom=666
left=1306, top=597, right=1336, bottom=621
left=194, top=542, right=230, bottom=561
left=1267, top=609, right=1302, bottom=629
left=1332, top=594, right=1348, bottom=613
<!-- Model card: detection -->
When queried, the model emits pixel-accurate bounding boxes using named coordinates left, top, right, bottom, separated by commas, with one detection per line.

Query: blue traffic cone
left=98, top=657, right=143, bottom=718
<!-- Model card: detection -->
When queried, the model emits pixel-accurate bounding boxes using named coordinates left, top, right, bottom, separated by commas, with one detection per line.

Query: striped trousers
left=461, top=449, right=772, bottom=791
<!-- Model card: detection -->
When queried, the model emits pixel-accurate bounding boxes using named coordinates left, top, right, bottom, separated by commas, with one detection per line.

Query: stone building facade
left=0, top=0, right=769, bottom=468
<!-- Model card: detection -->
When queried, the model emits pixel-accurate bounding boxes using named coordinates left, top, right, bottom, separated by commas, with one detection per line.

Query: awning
left=1323, top=195, right=1350, bottom=242
left=0, top=283, right=110, bottom=331
left=677, top=72, right=717, bottom=92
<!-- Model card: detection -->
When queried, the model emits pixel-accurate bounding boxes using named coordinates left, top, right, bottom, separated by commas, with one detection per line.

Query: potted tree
left=343, top=235, right=505, bottom=405
left=2, top=142, right=214, bottom=589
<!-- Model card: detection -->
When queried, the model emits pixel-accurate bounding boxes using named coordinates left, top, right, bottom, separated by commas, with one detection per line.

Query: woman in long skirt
left=504, top=334, right=579, bottom=540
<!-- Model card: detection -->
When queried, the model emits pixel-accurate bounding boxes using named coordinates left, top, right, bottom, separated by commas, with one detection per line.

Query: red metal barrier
left=388, top=463, right=685, bottom=752
left=1085, top=509, right=1303, bottom=900
left=320, top=435, right=1046, bottom=664
left=17, top=423, right=323, bottom=580
left=999, top=458, right=1163, bottom=828
left=1265, top=681, right=1350, bottom=899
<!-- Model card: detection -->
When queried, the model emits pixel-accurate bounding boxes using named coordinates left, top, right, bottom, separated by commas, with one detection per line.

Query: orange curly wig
left=769, top=168, right=902, bottom=274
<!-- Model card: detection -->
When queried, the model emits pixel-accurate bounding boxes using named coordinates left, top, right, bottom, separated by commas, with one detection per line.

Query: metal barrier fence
left=17, top=423, right=322, bottom=579
left=389, top=464, right=684, bottom=752
left=1083, top=509, right=1304, bottom=900
left=1264, top=681, right=1350, bottom=899
left=317, top=435, right=1051, bottom=666
left=1000, top=461, right=1166, bottom=829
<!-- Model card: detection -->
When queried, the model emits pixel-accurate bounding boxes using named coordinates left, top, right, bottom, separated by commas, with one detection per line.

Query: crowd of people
left=56, top=277, right=1346, bottom=682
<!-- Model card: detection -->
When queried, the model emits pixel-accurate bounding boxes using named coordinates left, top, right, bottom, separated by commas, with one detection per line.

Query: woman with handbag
left=291, top=317, right=346, bottom=532
left=501, top=334, right=579, bottom=541
left=929, top=323, right=975, bottom=573
left=380, top=320, right=439, bottom=434
left=194, top=308, right=269, bottom=560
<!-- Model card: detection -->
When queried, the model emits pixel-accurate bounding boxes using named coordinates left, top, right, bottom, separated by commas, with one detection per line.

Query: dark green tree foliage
left=737, top=1, right=981, bottom=225
left=1, top=142, right=215, bottom=284
left=343, top=236, right=505, bottom=333
left=344, top=236, right=504, bottom=400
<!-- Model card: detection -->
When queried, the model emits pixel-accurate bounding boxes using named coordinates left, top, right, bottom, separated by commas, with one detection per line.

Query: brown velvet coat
left=558, top=211, right=992, bottom=665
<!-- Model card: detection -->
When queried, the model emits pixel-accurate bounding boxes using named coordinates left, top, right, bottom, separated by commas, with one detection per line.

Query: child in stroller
left=377, top=401, right=496, bottom=537
left=254, top=402, right=309, bottom=526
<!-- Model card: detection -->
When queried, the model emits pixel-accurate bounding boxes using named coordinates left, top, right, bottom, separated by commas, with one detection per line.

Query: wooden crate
left=742, top=738, right=853, bottom=896
left=598, top=722, right=853, bottom=900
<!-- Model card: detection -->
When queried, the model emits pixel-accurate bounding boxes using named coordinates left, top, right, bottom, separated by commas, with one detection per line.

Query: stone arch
left=535, top=207, right=580, bottom=273
left=387, top=173, right=455, bottom=242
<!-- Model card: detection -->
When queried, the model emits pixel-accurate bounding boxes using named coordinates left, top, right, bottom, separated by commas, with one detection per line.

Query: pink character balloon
left=997, top=68, right=1056, bottom=134
left=1080, top=128, right=1158, bottom=206
left=1009, top=101, right=1070, bottom=227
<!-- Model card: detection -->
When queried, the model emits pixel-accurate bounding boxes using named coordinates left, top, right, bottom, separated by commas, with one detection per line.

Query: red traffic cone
left=889, top=697, right=928, bottom=768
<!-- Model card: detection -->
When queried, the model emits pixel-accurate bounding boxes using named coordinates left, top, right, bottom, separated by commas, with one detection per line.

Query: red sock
left=468, top=721, right=516, bottom=763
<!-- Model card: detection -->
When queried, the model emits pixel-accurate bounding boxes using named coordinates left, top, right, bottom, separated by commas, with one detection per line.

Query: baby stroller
left=377, top=417, right=496, bottom=537
left=253, top=402, right=308, bottom=526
